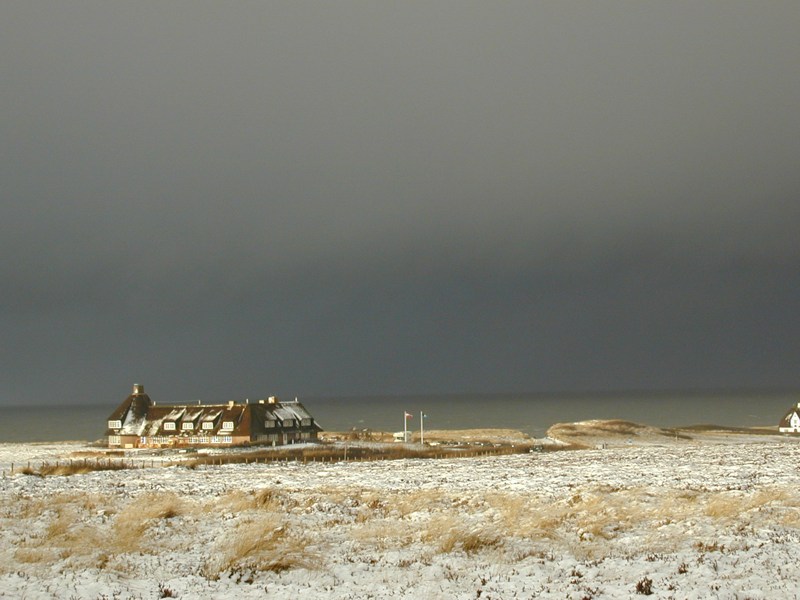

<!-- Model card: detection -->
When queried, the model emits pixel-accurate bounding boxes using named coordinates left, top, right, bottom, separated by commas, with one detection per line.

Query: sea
left=0, top=391, right=795, bottom=443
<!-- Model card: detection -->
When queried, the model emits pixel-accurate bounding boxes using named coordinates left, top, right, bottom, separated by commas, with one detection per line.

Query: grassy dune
left=4, top=475, right=800, bottom=578
left=2, top=437, right=800, bottom=597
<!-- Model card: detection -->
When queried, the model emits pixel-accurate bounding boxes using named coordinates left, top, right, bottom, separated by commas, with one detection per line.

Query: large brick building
left=106, top=384, right=321, bottom=448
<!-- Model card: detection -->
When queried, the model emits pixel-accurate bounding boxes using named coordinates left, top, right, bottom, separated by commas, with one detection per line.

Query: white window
left=221, top=421, right=234, bottom=431
left=202, top=421, right=214, bottom=430
left=108, top=420, right=122, bottom=429
left=108, top=435, right=121, bottom=445
left=182, top=422, right=194, bottom=430
left=164, top=422, right=176, bottom=431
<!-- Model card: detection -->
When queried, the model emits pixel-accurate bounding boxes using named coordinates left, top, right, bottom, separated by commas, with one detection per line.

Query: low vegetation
left=680, top=424, right=778, bottom=435
left=3, top=440, right=800, bottom=597
left=16, top=459, right=133, bottom=477
left=10, top=443, right=586, bottom=477
left=5, top=479, right=799, bottom=582
left=180, top=441, right=580, bottom=468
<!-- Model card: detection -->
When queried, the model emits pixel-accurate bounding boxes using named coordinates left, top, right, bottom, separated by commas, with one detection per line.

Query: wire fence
left=2, top=443, right=563, bottom=476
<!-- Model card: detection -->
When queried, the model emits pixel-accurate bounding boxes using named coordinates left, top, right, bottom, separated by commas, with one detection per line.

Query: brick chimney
left=129, top=383, right=152, bottom=419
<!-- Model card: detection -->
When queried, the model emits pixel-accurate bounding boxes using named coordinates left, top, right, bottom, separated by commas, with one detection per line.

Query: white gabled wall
left=779, top=411, right=800, bottom=433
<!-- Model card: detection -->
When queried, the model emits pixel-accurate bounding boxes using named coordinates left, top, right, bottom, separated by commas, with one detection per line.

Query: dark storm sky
left=2, top=2, right=799, bottom=405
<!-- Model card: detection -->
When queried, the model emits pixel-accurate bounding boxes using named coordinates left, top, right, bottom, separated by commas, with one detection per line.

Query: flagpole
left=420, top=411, right=424, bottom=446
left=404, top=412, right=408, bottom=443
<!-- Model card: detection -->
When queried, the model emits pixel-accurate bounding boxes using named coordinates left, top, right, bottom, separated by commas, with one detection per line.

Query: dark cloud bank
left=2, top=3, right=799, bottom=405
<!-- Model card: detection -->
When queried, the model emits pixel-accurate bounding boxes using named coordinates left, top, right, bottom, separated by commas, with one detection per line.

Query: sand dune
left=547, top=419, right=786, bottom=447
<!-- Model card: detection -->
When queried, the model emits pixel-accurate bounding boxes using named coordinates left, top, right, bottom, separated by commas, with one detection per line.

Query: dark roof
left=106, top=392, right=321, bottom=440
left=107, top=390, right=153, bottom=427
left=779, top=406, right=800, bottom=428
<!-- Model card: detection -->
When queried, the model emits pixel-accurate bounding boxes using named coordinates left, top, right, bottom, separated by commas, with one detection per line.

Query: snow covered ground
left=2, top=439, right=800, bottom=599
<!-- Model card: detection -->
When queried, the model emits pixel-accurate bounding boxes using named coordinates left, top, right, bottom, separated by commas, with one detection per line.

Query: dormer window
left=265, top=419, right=277, bottom=428
left=164, top=422, right=176, bottom=431
left=181, top=422, right=193, bottom=430
left=202, top=421, right=214, bottom=430
left=108, top=420, right=122, bottom=429
left=221, top=421, right=234, bottom=431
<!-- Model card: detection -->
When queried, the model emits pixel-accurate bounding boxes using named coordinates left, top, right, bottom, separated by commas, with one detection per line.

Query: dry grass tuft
left=391, top=489, right=446, bottom=518
left=12, top=499, right=108, bottom=568
left=44, top=508, right=76, bottom=541
left=350, top=518, right=418, bottom=548
left=217, top=488, right=295, bottom=513
left=205, top=515, right=316, bottom=577
left=421, top=515, right=499, bottom=554
left=440, top=526, right=500, bottom=554
left=14, top=547, right=54, bottom=564
left=252, top=488, right=292, bottom=511
left=113, top=493, right=187, bottom=554
left=216, top=490, right=254, bottom=513
left=703, top=487, right=793, bottom=521
left=704, top=493, right=749, bottom=519
left=458, top=527, right=501, bottom=554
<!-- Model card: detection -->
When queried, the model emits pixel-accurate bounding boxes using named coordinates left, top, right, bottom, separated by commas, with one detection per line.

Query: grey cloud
left=1, top=2, right=799, bottom=404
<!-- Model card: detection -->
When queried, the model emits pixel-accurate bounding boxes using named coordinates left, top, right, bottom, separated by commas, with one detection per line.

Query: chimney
left=227, top=400, right=235, bottom=409
left=268, top=396, right=277, bottom=404
left=129, top=384, right=151, bottom=419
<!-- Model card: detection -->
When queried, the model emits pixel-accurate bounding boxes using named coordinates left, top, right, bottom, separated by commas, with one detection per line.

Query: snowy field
left=2, top=440, right=800, bottom=599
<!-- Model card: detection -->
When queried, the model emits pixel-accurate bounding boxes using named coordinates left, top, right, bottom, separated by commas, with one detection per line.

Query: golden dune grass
left=204, top=515, right=316, bottom=577
left=5, top=480, right=800, bottom=577
left=112, top=493, right=187, bottom=554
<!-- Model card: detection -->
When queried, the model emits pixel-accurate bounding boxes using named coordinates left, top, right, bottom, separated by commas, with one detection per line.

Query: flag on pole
left=403, top=411, right=412, bottom=443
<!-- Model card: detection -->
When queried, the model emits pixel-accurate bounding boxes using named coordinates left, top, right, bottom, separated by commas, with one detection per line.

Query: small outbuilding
left=106, top=383, right=322, bottom=448
left=778, top=402, right=800, bottom=434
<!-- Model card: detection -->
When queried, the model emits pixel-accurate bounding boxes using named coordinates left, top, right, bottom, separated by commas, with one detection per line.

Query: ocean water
left=0, top=391, right=795, bottom=443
